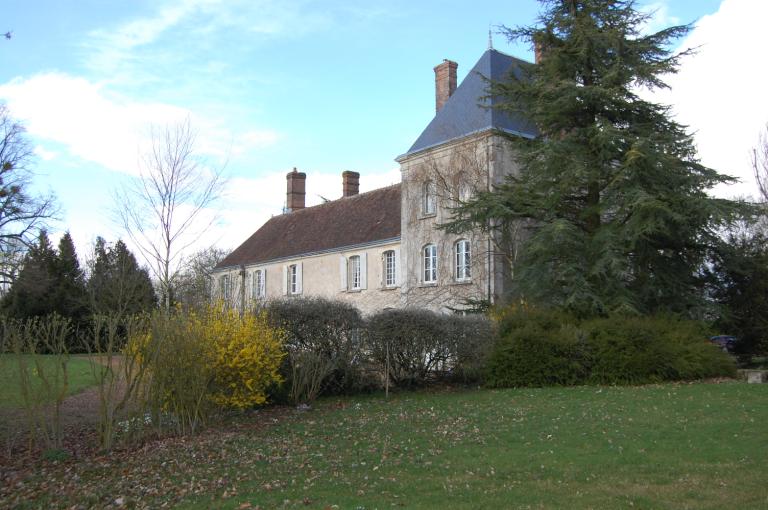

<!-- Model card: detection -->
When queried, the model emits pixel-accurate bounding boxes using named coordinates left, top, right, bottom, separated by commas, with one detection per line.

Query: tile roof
left=400, top=49, right=537, bottom=159
left=216, top=184, right=401, bottom=269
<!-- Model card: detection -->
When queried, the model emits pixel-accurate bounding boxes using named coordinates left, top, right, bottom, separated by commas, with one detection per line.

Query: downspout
left=486, top=140, right=492, bottom=305
left=239, top=264, right=246, bottom=316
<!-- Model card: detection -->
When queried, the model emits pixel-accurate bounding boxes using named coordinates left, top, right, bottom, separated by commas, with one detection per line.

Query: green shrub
left=584, top=315, right=736, bottom=383
left=485, top=308, right=736, bottom=388
left=264, top=297, right=371, bottom=400
left=444, top=314, right=496, bottom=383
left=485, top=308, right=589, bottom=387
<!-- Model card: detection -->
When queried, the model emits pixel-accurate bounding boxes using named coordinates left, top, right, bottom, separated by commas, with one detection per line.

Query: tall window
left=423, top=244, right=437, bottom=283
left=252, top=269, right=265, bottom=299
left=349, top=255, right=361, bottom=290
left=383, top=250, right=396, bottom=287
left=455, top=240, right=471, bottom=281
left=288, top=264, right=298, bottom=294
left=219, top=274, right=230, bottom=300
left=422, top=180, right=436, bottom=215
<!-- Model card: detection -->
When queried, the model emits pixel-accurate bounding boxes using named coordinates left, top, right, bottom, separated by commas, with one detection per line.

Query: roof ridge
left=288, top=182, right=401, bottom=216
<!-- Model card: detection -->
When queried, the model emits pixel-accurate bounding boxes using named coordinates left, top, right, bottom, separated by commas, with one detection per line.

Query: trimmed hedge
left=367, top=308, right=495, bottom=387
left=264, top=297, right=371, bottom=398
left=485, top=308, right=736, bottom=388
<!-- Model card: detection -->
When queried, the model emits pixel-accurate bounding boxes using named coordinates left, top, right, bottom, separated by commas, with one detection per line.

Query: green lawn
left=4, top=382, right=767, bottom=509
left=0, top=354, right=100, bottom=408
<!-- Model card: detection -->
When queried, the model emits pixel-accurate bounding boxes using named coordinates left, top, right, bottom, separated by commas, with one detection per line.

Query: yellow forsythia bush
left=125, top=304, right=286, bottom=413
left=198, top=304, right=286, bottom=408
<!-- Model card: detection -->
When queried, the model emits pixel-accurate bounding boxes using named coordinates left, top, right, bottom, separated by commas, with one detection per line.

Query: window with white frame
left=383, top=250, right=396, bottom=287
left=288, top=264, right=298, bottom=294
left=455, top=240, right=471, bottom=281
left=349, top=255, right=361, bottom=290
left=252, top=269, right=265, bottom=299
left=423, top=244, right=437, bottom=283
left=422, top=180, right=436, bottom=215
left=219, top=274, right=231, bottom=300
left=458, top=181, right=472, bottom=203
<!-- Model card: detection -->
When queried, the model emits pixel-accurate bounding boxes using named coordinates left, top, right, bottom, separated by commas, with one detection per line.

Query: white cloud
left=33, top=145, right=57, bottom=161
left=648, top=0, right=767, bottom=200
left=0, top=72, right=278, bottom=175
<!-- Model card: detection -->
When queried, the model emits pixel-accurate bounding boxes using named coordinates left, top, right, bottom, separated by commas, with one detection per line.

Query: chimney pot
left=342, top=170, right=360, bottom=198
left=434, top=59, right=458, bottom=113
left=286, top=168, right=306, bottom=212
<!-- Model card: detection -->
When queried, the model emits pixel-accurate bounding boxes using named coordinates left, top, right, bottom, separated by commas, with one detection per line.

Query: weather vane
left=488, top=25, right=493, bottom=50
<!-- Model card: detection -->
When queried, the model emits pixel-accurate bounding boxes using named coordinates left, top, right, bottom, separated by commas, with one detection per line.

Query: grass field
left=0, top=354, right=99, bottom=408
left=3, top=381, right=766, bottom=509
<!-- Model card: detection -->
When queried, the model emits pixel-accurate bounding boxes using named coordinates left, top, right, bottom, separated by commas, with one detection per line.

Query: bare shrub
left=3, top=315, right=72, bottom=451
left=265, top=297, right=369, bottom=402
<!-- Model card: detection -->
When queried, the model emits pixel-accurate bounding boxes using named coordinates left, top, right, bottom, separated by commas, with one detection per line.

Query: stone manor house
left=213, top=48, right=536, bottom=314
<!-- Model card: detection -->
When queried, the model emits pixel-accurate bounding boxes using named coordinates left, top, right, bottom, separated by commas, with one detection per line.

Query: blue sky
left=1, top=0, right=764, bottom=269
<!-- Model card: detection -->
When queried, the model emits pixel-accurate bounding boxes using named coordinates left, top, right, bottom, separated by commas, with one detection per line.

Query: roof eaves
left=214, top=236, right=402, bottom=272
left=395, top=127, right=535, bottom=162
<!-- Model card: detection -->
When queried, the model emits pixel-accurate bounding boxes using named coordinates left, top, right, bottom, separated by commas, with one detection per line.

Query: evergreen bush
left=485, top=308, right=736, bottom=388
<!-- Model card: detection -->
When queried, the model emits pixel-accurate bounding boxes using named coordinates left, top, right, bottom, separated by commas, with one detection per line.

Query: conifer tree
left=1, top=230, right=57, bottom=318
left=446, top=0, right=744, bottom=316
left=88, top=237, right=156, bottom=316
left=53, top=231, right=89, bottom=324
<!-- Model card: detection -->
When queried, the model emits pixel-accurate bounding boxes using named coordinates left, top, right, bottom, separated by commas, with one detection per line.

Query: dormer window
left=422, top=180, right=436, bottom=215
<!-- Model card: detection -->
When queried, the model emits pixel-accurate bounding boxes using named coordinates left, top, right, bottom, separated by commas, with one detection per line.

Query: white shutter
left=282, top=266, right=288, bottom=295
left=394, top=247, right=401, bottom=286
left=261, top=268, right=267, bottom=296
left=360, top=253, right=367, bottom=290
left=339, top=256, right=347, bottom=291
left=296, top=262, right=303, bottom=294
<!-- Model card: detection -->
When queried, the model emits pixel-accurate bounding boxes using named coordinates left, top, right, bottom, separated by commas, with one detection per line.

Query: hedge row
left=263, top=298, right=494, bottom=402
left=485, top=308, right=736, bottom=388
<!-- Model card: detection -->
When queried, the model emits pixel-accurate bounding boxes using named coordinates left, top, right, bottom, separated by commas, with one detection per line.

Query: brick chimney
left=342, top=170, right=360, bottom=198
left=534, top=40, right=544, bottom=64
left=286, top=167, right=306, bottom=212
left=434, top=59, right=458, bottom=113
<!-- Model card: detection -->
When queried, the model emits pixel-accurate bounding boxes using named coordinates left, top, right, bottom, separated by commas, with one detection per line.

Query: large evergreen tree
left=53, top=231, right=89, bottom=324
left=88, top=237, right=156, bottom=316
left=447, top=0, right=744, bottom=316
left=1, top=230, right=57, bottom=318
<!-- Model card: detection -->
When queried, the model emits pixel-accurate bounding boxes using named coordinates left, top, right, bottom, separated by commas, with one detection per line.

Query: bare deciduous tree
left=0, top=103, right=58, bottom=289
left=116, top=119, right=226, bottom=311
left=752, top=123, right=768, bottom=203
left=174, top=245, right=231, bottom=309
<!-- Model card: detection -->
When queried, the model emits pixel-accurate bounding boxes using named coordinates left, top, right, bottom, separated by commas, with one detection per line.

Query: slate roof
left=216, top=184, right=401, bottom=269
left=400, top=49, right=537, bottom=159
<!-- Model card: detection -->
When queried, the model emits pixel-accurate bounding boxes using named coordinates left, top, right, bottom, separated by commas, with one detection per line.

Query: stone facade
left=214, top=239, right=401, bottom=315
left=213, top=48, right=535, bottom=315
left=397, top=132, right=521, bottom=312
